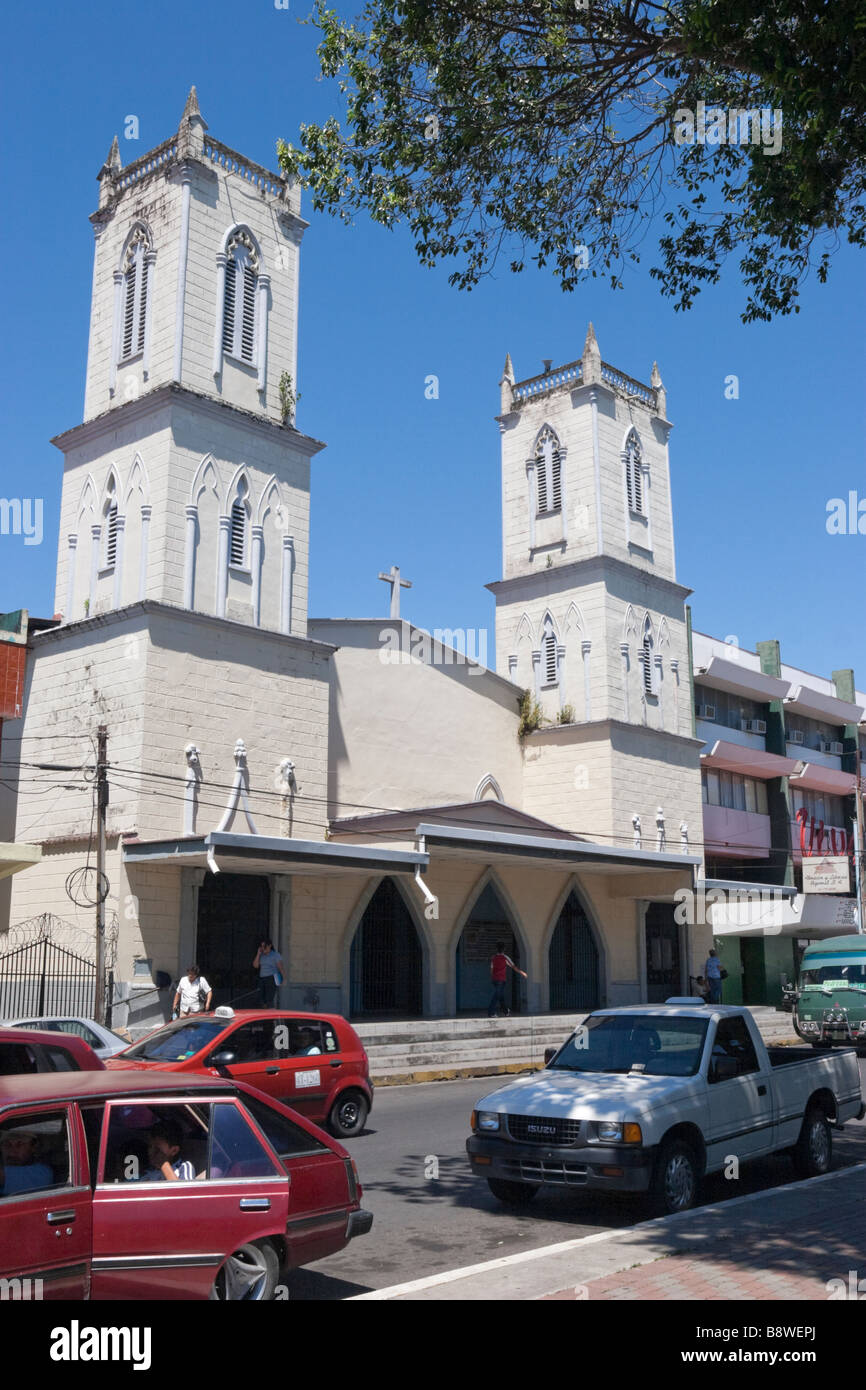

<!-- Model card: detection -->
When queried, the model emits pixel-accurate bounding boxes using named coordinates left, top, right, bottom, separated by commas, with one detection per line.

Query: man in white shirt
left=173, top=964, right=213, bottom=1017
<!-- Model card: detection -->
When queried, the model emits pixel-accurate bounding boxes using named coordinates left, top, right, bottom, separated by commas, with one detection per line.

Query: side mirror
left=544, top=1047, right=558, bottom=1065
left=208, top=1050, right=237, bottom=1069
left=710, top=1055, right=739, bottom=1083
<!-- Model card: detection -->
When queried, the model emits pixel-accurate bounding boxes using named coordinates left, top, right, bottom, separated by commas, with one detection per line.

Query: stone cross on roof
left=378, top=565, right=412, bottom=619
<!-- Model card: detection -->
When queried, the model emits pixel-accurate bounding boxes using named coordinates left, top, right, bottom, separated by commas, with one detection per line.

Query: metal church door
left=196, top=874, right=270, bottom=1008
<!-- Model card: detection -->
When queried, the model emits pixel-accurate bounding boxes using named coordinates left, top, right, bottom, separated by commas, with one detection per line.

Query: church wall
left=308, top=619, right=523, bottom=816
left=520, top=727, right=615, bottom=841
left=594, top=393, right=675, bottom=579
left=608, top=726, right=705, bottom=872
left=598, top=573, right=694, bottom=737
left=136, top=607, right=331, bottom=843
left=493, top=570, right=608, bottom=724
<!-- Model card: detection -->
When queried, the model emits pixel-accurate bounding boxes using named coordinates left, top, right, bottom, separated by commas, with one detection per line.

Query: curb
left=349, top=1161, right=866, bottom=1302
left=371, top=1061, right=537, bottom=1087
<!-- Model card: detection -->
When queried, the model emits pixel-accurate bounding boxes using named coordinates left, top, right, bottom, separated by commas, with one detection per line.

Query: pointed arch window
left=101, top=479, right=119, bottom=571
left=624, top=430, right=644, bottom=516
left=228, top=478, right=251, bottom=571
left=641, top=617, right=659, bottom=698
left=223, top=230, right=258, bottom=366
left=120, top=227, right=150, bottom=362
left=535, top=427, right=562, bottom=516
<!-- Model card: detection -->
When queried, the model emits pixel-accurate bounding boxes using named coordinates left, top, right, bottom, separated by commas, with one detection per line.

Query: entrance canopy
left=123, top=830, right=428, bottom=877
left=0, top=843, right=42, bottom=880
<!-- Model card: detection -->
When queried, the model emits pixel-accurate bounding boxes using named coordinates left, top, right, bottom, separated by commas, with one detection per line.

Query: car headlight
left=598, top=1121, right=623, bottom=1142
left=473, top=1110, right=501, bottom=1132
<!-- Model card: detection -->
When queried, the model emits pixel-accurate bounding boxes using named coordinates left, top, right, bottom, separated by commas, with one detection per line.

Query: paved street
left=284, top=1059, right=866, bottom=1299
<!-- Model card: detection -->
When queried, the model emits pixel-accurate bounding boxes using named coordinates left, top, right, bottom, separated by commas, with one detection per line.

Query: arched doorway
left=456, top=882, right=522, bottom=1014
left=197, top=873, right=270, bottom=1008
left=350, top=878, right=423, bottom=1017
left=548, top=891, right=600, bottom=1011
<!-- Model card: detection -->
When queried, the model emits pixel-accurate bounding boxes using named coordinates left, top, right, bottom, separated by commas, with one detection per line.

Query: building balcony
left=697, top=718, right=766, bottom=753
left=703, top=805, right=772, bottom=859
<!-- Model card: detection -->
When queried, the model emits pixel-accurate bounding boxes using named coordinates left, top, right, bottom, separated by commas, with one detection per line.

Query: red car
left=0, top=1070, right=372, bottom=1300
left=108, top=1008, right=373, bottom=1138
left=0, top=1028, right=105, bottom=1076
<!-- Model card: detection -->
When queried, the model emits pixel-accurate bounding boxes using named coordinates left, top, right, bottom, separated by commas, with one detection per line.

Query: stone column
left=582, top=640, right=592, bottom=721
left=256, top=274, right=270, bottom=395
left=213, top=252, right=227, bottom=378
left=173, top=167, right=193, bottom=383
left=281, top=534, right=295, bottom=635
left=65, top=534, right=78, bottom=621
left=109, top=270, right=124, bottom=396
left=183, top=504, right=197, bottom=609
left=142, top=250, right=157, bottom=379
left=620, top=643, right=631, bottom=722
left=139, top=504, right=151, bottom=601
left=216, top=515, right=230, bottom=618
left=531, top=650, right=541, bottom=700
left=89, top=524, right=101, bottom=613
left=526, top=462, right=536, bottom=551
left=251, top=525, right=265, bottom=627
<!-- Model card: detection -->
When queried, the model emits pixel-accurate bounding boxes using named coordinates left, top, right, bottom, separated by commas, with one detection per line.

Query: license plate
left=295, top=1069, right=320, bottom=1089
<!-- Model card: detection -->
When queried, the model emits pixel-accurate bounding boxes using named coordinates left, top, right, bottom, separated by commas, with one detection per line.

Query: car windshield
left=548, top=1014, right=709, bottom=1077
left=122, top=1019, right=226, bottom=1061
left=801, top=964, right=866, bottom=989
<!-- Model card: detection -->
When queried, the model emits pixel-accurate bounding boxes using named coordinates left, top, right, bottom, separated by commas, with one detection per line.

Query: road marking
left=348, top=1160, right=866, bottom=1300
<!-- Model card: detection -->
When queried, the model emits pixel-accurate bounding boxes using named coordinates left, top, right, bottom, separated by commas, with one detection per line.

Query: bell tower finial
left=178, top=86, right=208, bottom=157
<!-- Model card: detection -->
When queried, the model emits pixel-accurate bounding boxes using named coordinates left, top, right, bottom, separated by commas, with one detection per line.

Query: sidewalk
left=353, top=1162, right=866, bottom=1301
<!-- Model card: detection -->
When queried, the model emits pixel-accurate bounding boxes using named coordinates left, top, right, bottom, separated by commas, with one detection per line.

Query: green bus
left=793, top=935, right=866, bottom=1051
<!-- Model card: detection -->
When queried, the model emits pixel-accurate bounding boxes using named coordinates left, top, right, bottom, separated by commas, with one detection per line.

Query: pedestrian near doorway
left=253, top=940, right=284, bottom=1008
left=488, top=941, right=527, bottom=1018
left=173, top=964, right=212, bottom=1018
left=704, top=948, right=724, bottom=1005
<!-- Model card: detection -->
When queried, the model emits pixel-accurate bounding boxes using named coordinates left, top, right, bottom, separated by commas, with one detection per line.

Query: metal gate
left=549, top=892, right=600, bottom=1011
left=0, top=915, right=111, bottom=1020
left=350, top=879, right=422, bottom=1017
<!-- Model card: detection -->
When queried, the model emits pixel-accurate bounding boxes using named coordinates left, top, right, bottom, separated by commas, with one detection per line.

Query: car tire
left=328, top=1089, right=369, bottom=1138
left=487, top=1178, right=540, bottom=1206
left=792, top=1106, right=832, bottom=1179
left=652, top=1139, right=699, bottom=1215
left=210, top=1240, right=279, bottom=1301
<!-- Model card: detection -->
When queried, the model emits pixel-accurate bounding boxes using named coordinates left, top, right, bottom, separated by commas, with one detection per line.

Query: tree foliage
left=278, top=1, right=866, bottom=321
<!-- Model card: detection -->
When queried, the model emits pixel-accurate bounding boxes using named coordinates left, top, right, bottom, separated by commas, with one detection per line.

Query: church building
left=7, top=94, right=708, bottom=1031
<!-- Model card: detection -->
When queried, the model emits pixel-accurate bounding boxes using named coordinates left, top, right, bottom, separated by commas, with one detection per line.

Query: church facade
left=7, top=95, right=708, bottom=1031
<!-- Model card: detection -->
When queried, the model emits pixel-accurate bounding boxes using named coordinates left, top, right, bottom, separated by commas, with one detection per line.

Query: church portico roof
left=123, top=831, right=428, bottom=878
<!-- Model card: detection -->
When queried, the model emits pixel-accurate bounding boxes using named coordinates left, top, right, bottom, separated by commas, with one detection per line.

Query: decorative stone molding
left=632, top=813, right=641, bottom=849
left=184, top=744, right=202, bottom=835
left=656, top=806, right=666, bottom=853
left=474, top=773, right=504, bottom=803
left=216, top=739, right=259, bottom=834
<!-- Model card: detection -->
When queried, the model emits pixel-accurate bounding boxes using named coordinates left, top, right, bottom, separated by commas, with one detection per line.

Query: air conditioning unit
left=822, top=740, right=844, bottom=756
left=697, top=704, right=716, bottom=720
left=788, top=729, right=805, bottom=746
left=748, top=719, right=767, bottom=735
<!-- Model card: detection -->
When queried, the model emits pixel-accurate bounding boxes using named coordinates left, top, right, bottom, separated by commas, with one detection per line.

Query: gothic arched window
left=624, top=429, right=644, bottom=516
left=228, top=477, right=251, bottom=570
left=535, top=427, right=562, bottom=516
left=101, top=478, right=119, bottom=571
left=641, top=616, right=659, bottom=697
left=223, top=230, right=259, bottom=365
left=120, top=227, right=150, bottom=361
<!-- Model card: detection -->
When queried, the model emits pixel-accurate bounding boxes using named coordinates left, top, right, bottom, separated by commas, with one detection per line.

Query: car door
left=0, top=1104, right=92, bottom=1299
left=704, top=1017, right=775, bottom=1171
left=267, top=1018, right=339, bottom=1125
left=90, top=1096, right=290, bottom=1301
left=216, top=1019, right=287, bottom=1102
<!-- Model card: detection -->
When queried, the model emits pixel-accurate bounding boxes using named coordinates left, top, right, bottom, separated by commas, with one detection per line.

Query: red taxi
left=0, top=1070, right=372, bottom=1300
left=107, top=1008, right=373, bottom=1138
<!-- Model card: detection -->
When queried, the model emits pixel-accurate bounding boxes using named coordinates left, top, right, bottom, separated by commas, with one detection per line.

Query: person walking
left=253, top=939, right=284, bottom=1008
left=488, top=940, right=527, bottom=1018
left=173, top=964, right=212, bottom=1018
left=704, top=948, right=724, bottom=1005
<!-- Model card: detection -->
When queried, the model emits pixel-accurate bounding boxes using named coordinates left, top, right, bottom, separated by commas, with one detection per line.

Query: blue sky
left=1, top=0, right=863, bottom=683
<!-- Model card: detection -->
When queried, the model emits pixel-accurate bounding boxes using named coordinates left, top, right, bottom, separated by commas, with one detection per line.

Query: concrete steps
left=356, top=1008, right=800, bottom=1085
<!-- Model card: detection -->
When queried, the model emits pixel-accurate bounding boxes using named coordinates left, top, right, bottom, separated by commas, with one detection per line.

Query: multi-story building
left=691, top=631, right=865, bottom=1003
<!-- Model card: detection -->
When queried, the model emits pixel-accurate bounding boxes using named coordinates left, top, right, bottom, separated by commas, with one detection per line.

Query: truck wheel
left=487, top=1178, right=539, bottom=1206
left=653, top=1139, right=698, bottom=1214
left=792, top=1106, right=832, bottom=1178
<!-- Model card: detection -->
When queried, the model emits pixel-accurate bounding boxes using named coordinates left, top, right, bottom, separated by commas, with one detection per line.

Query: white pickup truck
left=467, top=1000, right=864, bottom=1214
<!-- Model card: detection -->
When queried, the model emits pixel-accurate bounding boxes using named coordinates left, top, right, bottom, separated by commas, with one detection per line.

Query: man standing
left=704, top=947, right=723, bottom=1005
left=253, top=940, right=284, bottom=1008
left=173, top=964, right=212, bottom=1018
left=488, top=940, right=527, bottom=1018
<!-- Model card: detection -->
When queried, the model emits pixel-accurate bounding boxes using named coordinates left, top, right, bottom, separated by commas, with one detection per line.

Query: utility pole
left=856, top=747, right=865, bottom=935
left=95, top=725, right=108, bottom=1023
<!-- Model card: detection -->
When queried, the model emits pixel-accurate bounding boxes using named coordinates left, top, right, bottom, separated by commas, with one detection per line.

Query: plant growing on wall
left=518, top=689, right=544, bottom=738
left=557, top=704, right=575, bottom=725
left=279, top=371, right=301, bottom=425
